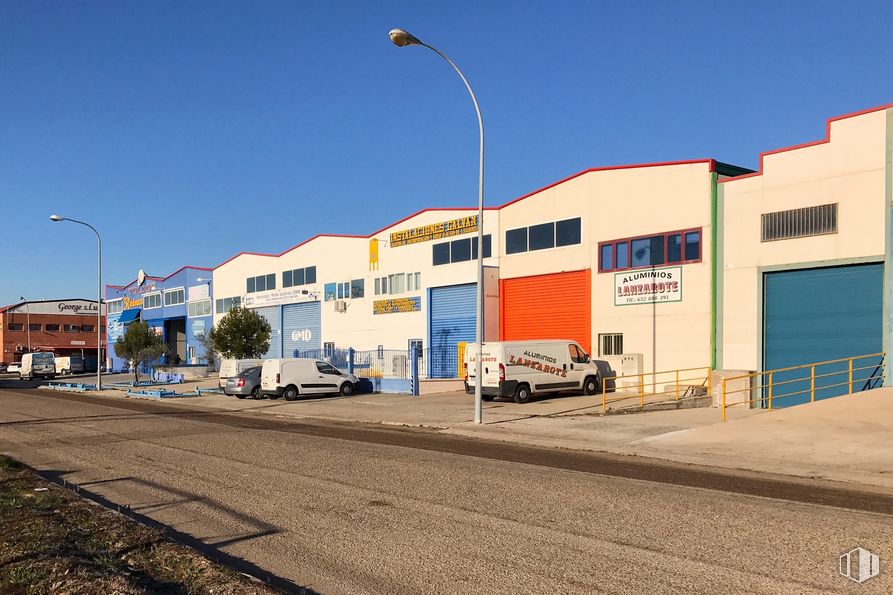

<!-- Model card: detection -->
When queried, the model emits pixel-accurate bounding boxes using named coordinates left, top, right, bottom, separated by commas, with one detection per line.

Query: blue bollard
left=410, top=346, right=420, bottom=396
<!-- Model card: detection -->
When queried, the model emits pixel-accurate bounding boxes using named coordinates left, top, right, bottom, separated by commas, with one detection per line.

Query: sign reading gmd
left=615, top=266, right=682, bottom=306
left=373, top=297, right=421, bottom=315
left=389, top=215, right=478, bottom=247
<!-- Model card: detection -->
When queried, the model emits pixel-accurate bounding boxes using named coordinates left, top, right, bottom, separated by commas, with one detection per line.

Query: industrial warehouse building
left=107, top=102, right=893, bottom=393
left=1, top=299, right=106, bottom=367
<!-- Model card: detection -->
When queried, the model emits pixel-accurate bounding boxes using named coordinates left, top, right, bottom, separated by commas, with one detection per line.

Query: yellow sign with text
left=389, top=215, right=478, bottom=247
left=122, top=296, right=143, bottom=309
left=373, top=297, right=421, bottom=315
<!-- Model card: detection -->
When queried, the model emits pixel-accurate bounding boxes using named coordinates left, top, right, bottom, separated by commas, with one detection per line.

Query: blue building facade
left=106, top=267, right=213, bottom=372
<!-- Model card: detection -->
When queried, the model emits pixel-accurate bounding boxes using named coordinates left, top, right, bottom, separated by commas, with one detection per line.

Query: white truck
left=464, top=340, right=605, bottom=404
left=55, top=355, right=85, bottom=375
left=19, top=352, right=57, bottom=381
left=260, top=358, right=359, bottom=400
left=217, top=359, right=264, bottom=389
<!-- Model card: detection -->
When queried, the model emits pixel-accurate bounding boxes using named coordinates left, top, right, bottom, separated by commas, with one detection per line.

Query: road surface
left=0, top=387, right=890, bottom=594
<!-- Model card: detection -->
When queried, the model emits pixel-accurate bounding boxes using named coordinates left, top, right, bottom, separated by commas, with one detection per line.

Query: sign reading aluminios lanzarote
left=614, top=266, right=682, bottom=306
left=389, top=215, right=478, bottom=247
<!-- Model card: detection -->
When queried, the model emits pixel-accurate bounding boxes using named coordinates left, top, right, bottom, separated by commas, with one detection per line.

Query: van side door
left=312, top=361, right=342, bottom=393
left=566, top=344, right=589, bottom=388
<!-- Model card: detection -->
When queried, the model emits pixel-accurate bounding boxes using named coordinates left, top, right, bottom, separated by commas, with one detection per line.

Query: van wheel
left=283, top=386, right=299, bottom=401
left=583, top=376, right=600, bottom=395
left=339, top=382, right=354, bottom=396
left=513, top=384, right=532, bottom=404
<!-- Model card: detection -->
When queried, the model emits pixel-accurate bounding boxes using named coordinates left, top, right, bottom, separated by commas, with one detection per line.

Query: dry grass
left=0, top=454, right=280, bottom=594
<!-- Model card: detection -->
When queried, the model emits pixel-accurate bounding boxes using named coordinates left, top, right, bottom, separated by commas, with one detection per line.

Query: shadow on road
left=29, top=467, right=316, bottom=595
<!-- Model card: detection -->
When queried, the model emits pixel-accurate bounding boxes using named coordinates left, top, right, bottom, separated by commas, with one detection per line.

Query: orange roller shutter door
left=500, top=270, right=591, bottom=353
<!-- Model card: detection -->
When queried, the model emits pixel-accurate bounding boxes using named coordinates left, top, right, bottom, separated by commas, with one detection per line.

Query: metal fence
left=288, top=344, right=465, bottom=381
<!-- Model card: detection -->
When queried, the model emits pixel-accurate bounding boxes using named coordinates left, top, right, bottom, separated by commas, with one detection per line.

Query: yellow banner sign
left=373, top=297, right=421, bottom=315
left=389, top=215, right=478, bottom=247
left=122, top=296, right=143, bottom=309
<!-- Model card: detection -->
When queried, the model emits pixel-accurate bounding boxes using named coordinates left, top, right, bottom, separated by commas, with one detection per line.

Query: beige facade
left=719, top=106, right=893, bottom=372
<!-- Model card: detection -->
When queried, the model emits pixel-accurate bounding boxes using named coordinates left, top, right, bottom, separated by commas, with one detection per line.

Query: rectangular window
left=164, top=288, right=185, bottom=306
left=381, top=276, right=389, bottom=295
left=414, top=272, right=421, bottom=290
left=450, top=238, right=472, bottom=262
left=188, top=299, right=212, bottom=317
left=761, top=203, right=837, bottom=242
left=216, top=296, right=242, bottom=314
left=529, top=222, right=555, bottom=251
left=45, top=323, right=60, bottom=332
left=256, top=275, right=267, bottom=292
left=599, top=244, right=613, bottom=272
left=7, top=323, right=23, bottom=331
left=81, top=324, right=95, bottom=332
left=667, top=233, right=682, bottom=263
left=306, top=266, right=316, bottom=284
left=337, top=282, right=345, bottom=299
left=505, top=228, right=528, bottom=254
left=616, top=242, right=629, bottom=269
left=247, top=273, right=275, bottom=293
left=556, top=217, right=582, bottom=247
left=433, top=242, right=450, bottom=265
left=293, top=268, right=305, bottom=286
left=324, top=282, right=336, bottom=302
left=29, top=323, right=42, bottom=331
left=283, top=266, right=313, bottom=288
left=107, top=300, right=124, bottom=314
left=598, top=333, right=623, bottom=356
left=351, top=279, right=365, bottom=299
left=471, top=235, right=492, bottom=259
left=266, top=273, right=275, bottom=290
left=283, top=269, right=293, bottom=288
left=144, top=293, right=161, bottom=309
left=374, top=278, right=381, bottom=295
left=64, top=324, right=80, bottom=333
left=247, top=277, right=255, bottom=293
left=388, top=273, right=406, bottom=294
left=685, top=231, right=701, bottom=261
left=599, top=228, right=702, bottom=273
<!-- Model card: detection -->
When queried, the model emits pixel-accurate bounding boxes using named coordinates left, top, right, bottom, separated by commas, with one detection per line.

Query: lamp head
left=389, top=28, right=422, bottom=47
left=50, top=214, right=64, bottom=222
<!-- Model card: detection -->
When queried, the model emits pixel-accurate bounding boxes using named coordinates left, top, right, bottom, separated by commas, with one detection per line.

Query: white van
left=20, top=352, right=57, bottom=381
left=261, top=358, right=359, bottom=400
left=55, top=355, right=85, bottom=375
left=464, top=340, right=604, bottom=404
left=218, top=359, right=264, bottom=389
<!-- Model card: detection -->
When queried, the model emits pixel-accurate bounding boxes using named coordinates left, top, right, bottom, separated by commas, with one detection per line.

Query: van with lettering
left=463, top=341, right=603, bottom=404
left=19, top=352, right=57, bottom=381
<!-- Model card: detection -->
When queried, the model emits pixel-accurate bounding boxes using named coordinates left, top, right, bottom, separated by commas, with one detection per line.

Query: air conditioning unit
left=15, top=345, right=24, bottom=352
left=334, top=300, right=348, bottom=313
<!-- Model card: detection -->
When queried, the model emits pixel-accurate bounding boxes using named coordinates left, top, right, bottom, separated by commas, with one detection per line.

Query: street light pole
left=389, top=28, right=486, bottom=424
left=50, top=215, right=102, bottom=390
left=19, top=296, right=31, bottom=352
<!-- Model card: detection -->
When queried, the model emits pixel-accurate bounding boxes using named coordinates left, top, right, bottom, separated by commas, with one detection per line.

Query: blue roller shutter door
left=282, top=302, right=322, bottom=358
left=429, top=283, right=476, bottom=378
left=253, top=306, right=281, bottom=359
left=763, top=263, right=883, bottom=407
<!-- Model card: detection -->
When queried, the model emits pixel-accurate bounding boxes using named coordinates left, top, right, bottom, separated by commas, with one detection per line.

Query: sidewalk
left=85, top=379, right=893, bottom=489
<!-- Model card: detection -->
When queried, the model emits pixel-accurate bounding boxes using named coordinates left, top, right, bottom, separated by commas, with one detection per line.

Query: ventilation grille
left=761, top=203, right=837, bottom=242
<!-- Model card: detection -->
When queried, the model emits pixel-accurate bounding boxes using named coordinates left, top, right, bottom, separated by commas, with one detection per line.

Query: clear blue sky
left=2, top=1, right=892, bottom=305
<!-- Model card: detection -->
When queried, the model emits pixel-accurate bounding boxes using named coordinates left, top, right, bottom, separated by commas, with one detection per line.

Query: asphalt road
left=1, top=388, right=891, bottom=594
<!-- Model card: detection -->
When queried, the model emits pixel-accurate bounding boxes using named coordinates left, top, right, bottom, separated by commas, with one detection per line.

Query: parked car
left=223, top=366, right=262, bottom=399
left=0, top=362, right=8, bottom=373
left=261, top=358, right=359, bottom=400
left=55, top=355, right=85, bottom=375
left=7, top=362, right=21, bottom=374
left=464, top=340, right=603, bottom=404
left=218, top=359, right=264, bottom=389
left=19, top=352, right=56, bottom=381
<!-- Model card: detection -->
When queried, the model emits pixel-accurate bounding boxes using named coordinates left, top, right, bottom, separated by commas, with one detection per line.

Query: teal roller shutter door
left=429, top=283, right=476, bottom=378
left=282, top=302, right=322, bottom=357
left=763, top=263, right=883, bottom=407
left=253, top=306, right=281, bottom=359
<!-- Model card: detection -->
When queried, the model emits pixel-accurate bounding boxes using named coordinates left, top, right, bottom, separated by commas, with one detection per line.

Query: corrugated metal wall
left=763, top=263, right=883, bottom=407
left=253, top=306, right=281, bottom=359
left=282, top=302, right=322, bottom=358
left=429, top=283, right=476, bottom=378
left=500, top=269, right=591, bottom=353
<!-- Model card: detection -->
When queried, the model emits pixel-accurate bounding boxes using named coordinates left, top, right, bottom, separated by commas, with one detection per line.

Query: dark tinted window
left=631, top=236, right=665, bottom=267
left=293, top=268, right=305, bottom=286
left=451, top=238, right=471, bottom=262
left=255, top=275, right=266, bottom=292
left=283, top=270, right=293, bottom=288
left=247, top=277, right=256, bottom=293
left=506, top=228, right=527, bottom=254
left=351, top=279, right=364, bottom=298
left=306, top=266, right=317, bottom=284
left=599, top=244, right=613, bottom=271
left=556, top=218, right=581, bottom=247
left=266, top=274, right=275, bottom=290
left=667, top=234, right=682, bottom=263
left=685, top=231, right=701, bottom=261
left=471, top=234, right=492, bottom=259
left=528, top=222, right=555, bottom=251
left=433, top=242, right=450, bottom=265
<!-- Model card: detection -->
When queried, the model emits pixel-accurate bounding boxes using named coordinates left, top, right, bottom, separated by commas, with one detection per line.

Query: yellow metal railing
left=720, top=353, right=885, bottom=421
left=599, top=366, right=712, bottom=415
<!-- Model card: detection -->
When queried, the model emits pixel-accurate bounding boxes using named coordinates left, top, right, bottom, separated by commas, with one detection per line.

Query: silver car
left=224, top=366, right=262, bottom=399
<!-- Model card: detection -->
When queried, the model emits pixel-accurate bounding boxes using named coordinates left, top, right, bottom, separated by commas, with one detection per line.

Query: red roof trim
left=212, top=159, right=715, bottom=270
left=109, top=265, right=214, bottom=292
left=719, top=102, right=893, bottom=184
